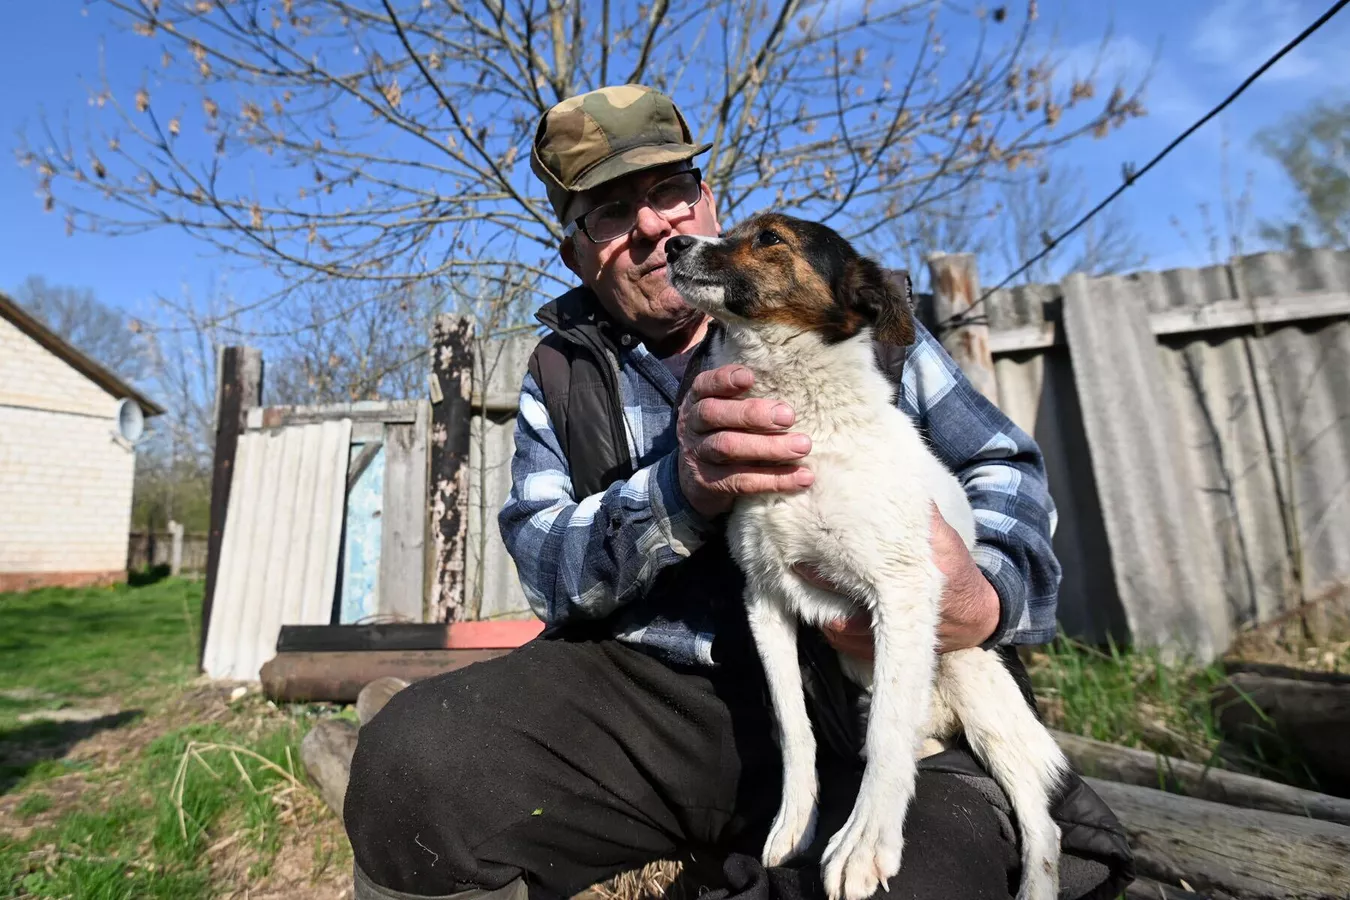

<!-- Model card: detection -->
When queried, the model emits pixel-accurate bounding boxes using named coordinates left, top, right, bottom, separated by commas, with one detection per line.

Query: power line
left=941, top=0, right=1350, bottom=330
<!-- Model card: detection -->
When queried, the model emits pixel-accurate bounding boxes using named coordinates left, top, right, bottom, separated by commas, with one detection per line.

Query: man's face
left=561, top=164, right=721, bottom=347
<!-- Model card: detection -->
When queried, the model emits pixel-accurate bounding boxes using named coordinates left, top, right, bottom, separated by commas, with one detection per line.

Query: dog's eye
left=755, top=229, right=783, bottom=248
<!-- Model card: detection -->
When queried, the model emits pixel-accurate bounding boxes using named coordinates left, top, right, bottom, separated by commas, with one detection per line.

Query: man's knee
left=342, top=661, right=542, bottom=895
left=875, top=771, right=1019, bottom=900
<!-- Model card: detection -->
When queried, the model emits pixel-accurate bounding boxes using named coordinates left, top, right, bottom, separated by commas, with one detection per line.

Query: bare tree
left=11, top=275, right=151, bottom=382
left=17, top=0, right=1145, bottom=328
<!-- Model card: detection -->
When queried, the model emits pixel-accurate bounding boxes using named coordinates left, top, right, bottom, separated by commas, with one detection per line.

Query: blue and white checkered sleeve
left=901, top=321, right=1062, bottom=647
left=497, top=370, right=714, bottom=626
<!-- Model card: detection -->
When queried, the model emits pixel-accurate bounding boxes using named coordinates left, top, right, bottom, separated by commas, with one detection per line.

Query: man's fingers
left=688, top=397, right=794, bottom=434
left=696, top=430, right=810, bottom=465
left=699, top=463, right=815, bottom=495
left=690, top=365, right=754, bottom=401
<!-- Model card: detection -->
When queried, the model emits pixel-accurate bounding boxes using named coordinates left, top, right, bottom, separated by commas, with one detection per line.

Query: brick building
left=0, top=292, right=164, bottom=592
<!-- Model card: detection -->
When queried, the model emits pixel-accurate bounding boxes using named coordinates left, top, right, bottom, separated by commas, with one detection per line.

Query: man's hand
left=802, top=504, right=1000, bottom=658
left=676, top=365, right=815, bottom=520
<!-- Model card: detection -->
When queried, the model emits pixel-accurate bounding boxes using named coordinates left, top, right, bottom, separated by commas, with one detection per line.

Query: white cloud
left=1191, top=0, right=1322, bottom=82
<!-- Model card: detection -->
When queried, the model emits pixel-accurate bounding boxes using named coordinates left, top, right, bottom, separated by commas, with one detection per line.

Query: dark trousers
left=343, top=633, right=1022, bottom=900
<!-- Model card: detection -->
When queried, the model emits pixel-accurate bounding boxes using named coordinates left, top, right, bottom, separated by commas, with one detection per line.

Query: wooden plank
left=429, top=315, right=474, bottom=622
left=259, top=648, right=509, bottom=703
left=1085, top=777, right=1350, bottom=899
left=988, top=321, right=1063, bottom=355
left=253, top=399, right=422, bottom=428
left=1052, top=730, right=1350, bottom=827
left=379, top=412, right=428, bottom=623
left=1148, top=291, right=1350, bottom=338
left=200, top=346, right=262, bottom=670
left=276, top=620, right=544, bottom=653
left=345, top=440, right=383, bottom=490
left=928, top=253, right=999, bottom=405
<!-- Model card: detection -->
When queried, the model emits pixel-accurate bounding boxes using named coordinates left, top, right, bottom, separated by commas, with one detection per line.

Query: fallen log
left=1085, top=777, right=1350, bottom=899
left=1053, top=730, right=1350, bottom=827
left=260, top=648, right=509, bottom=703
left=301, top=718, right=359, bottom=818
left=1221, top=661, right=1350, bottom=685
left=1213, top=673, right=1350, bottom=797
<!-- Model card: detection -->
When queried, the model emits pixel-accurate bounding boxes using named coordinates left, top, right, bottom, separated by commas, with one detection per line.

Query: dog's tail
left=936, top=648, right=1069, bottom=900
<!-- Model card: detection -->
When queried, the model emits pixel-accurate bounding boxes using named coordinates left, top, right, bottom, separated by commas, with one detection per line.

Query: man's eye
left=590, top=202, right=631, bottom=226
left=756, top=230, right=783, bottom=247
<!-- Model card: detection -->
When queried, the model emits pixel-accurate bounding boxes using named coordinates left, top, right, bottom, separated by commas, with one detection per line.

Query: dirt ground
left=0, top=679, right=354, bottom=899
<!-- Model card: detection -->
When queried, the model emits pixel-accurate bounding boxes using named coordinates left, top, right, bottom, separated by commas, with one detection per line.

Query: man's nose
left=666, top=235, right=695, bottom=262
left=632, top=202, right=670, bottom=242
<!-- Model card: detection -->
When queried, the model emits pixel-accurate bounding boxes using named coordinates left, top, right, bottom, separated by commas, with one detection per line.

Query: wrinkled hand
left=801, top=504, right=1000, bottom=657
left=676, top=365, right=815, bottom=520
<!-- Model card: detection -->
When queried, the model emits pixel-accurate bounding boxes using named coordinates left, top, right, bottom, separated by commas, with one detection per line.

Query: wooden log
left=301, top=718, right=359, bottom=818
left=200, top=346, right=263, bottom=670
left=275, top=620, right=544, bottom=653
left=1124, top=878, right=1217, bottom=900
left=1085, top=777, right=1350, bottom=899
left=1214, top=673, right=1350, bottom=797
left=356, top=676, right=409, bottom=726
left=429, top=315, right=474, bottom=622
left=260, top=648, right=508, bottom=703
left=1222, top=661, right=1350, bottom=685
left=927, top=253, right=998, bottom=405
left=1053, top=730, right=1350, bottom=827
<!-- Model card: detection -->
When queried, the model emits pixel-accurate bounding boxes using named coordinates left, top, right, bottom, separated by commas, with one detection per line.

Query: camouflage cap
left=530, top=84, right=712, bottom=224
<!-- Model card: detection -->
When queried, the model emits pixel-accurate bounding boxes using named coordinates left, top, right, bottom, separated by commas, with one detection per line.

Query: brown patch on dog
left=705, top=213, right=915, bottom=346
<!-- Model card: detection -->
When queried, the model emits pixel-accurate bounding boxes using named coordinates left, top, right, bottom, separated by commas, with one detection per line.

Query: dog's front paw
left=762, top=796, right=818, bottom=867
left=820, top=797, right=904, bottom=900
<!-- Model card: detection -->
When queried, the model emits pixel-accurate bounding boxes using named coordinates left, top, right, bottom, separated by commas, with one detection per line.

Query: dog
left=664, top=214, right=1068, bottom=900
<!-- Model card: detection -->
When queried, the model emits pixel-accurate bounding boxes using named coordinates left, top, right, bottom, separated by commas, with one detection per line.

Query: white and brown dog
left=665, top=214, right=1067, bottom=900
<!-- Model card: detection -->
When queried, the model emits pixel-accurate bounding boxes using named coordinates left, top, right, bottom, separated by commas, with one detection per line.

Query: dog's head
left=665, top=212, right=914, bottom=347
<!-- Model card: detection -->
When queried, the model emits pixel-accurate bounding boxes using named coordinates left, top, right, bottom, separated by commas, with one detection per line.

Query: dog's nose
left=665, top=235, right=695, bottom=262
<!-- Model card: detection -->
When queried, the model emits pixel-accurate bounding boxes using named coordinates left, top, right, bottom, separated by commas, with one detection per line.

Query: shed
left=0, top=292, right=164, bottom=592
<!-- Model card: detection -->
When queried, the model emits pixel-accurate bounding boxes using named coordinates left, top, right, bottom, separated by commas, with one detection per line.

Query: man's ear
left=701, top=182, right=722, bottom=234
left=839, top=257, right=916, bottom=347
left=560, top=236, right=581, bottom=278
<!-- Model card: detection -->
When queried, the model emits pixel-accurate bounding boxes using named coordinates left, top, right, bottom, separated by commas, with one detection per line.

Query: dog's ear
left=839, top=257, right=916, bottom=347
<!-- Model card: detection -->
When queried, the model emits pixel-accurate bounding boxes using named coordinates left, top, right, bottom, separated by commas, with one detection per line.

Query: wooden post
left=926, top=253, right=999, bottom=406
left=428, top=316, right=474, bottom=623
left=199, top=346, right=263, bottom=670
left=168, top=520, right=184, bottom=577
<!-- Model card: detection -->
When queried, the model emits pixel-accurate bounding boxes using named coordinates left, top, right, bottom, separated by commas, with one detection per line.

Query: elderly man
left=344, top=85, right=1132, bottom=900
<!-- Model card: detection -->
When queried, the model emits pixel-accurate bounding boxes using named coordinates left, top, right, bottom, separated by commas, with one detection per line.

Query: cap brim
left=570, top=141, right=713, bottom=193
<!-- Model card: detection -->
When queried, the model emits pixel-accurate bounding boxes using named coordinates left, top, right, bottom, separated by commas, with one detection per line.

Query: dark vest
left=523, top=285, right=1135, bottom=898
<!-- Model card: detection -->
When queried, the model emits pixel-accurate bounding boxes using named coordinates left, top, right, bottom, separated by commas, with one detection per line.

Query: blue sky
left=2, top=0, right=1347, bottom=322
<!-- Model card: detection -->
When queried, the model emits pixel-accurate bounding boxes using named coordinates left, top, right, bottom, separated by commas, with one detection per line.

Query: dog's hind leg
left=938, top=649, right=1068, bottom=900
left=746, top=592, right=819, bottom=868
left=821, top=570, right=941, bottom=900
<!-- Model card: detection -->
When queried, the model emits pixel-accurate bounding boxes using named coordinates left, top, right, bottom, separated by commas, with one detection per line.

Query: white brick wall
left=0, top=318, right=136, bottom=575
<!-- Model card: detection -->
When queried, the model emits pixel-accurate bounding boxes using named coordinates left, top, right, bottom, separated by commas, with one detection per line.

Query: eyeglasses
left=563, top=168, right=704, bottom=244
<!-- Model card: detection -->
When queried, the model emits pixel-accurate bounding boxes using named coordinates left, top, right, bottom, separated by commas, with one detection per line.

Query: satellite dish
left=116, top=399, right=145, bottom=444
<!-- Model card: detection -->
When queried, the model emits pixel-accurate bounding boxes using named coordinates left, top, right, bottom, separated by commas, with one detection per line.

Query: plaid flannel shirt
left=498, top=319, right=1061, bottom=667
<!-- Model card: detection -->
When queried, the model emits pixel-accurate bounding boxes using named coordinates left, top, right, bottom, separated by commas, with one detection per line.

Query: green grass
left=0, top=579, right=343, bottom=899
left=1029, top=634, right=1316, bottom=788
